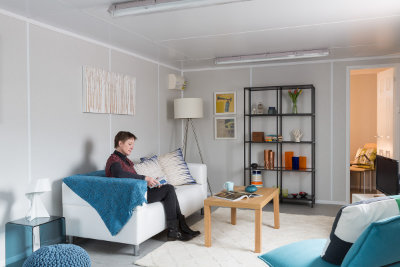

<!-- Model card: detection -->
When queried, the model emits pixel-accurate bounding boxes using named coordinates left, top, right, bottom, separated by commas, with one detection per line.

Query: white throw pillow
left=158, top=148, right=196, bottom=186
left=134, top=155, right=165, bottom=179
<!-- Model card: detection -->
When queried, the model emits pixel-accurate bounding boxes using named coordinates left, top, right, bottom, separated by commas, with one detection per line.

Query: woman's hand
left=145, top=176, right=160, bottom=188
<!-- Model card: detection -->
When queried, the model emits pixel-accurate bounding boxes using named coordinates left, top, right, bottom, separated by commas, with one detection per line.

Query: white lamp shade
left=27, top=178, right=51, bottom=193
left=174, top=98, right=203, bottom=119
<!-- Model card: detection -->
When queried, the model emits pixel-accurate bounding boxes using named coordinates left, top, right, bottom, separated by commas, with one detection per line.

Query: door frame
left=346, top=64, right=400, bottom=204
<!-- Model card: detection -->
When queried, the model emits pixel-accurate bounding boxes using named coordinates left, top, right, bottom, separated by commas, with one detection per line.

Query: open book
left=213, top=191, right=262, bottom=201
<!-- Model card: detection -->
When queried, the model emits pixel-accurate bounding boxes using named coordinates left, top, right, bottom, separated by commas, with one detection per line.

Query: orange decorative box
left=299, top=156, right=307, bottom=169
left=285, top=151, right=294, bottom=170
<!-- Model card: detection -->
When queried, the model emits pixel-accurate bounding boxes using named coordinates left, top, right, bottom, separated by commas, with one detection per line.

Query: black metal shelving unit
left=244, top=84, right=315, bottom=207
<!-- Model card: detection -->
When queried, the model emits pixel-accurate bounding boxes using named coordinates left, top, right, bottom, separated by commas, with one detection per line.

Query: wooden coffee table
left=204, top=186, right=279, bottom=253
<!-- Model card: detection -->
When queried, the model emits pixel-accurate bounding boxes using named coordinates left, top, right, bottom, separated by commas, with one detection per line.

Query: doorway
left=348, top=66, right=396, bottom=202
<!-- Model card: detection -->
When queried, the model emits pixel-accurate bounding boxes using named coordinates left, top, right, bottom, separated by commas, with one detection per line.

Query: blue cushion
left=258, top=239, right=339, bottom=267
left=341, top=215, right=400, bottom=267
left=23, top=244, right=91, bottom=267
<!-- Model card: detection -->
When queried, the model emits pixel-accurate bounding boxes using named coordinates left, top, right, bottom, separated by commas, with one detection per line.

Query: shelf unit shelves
left=244, top=84, right=315, bottom=207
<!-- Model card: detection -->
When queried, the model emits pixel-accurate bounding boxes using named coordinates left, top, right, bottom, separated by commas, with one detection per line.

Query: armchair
left=258, top=215, right=400, bottom=267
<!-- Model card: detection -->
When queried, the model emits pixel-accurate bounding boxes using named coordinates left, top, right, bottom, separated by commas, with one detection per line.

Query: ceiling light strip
left=214, top=49, right=330, bottom=64
left=109, top=0, right=251, bottom=17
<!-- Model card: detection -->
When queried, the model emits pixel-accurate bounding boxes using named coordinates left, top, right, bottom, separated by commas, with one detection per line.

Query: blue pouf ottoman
left=23, top=244, right=91, bottom=267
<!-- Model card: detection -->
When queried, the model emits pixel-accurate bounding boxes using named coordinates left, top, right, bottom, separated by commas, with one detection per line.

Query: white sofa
left=62, top=163, right=207, bottom=255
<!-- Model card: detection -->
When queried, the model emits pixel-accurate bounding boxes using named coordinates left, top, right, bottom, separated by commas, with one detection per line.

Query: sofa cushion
left=175, top=184, right=204, bottom=215
left=134, top=155, right=166, bottom=179
left=341, top=215, right=400, bottom=267
left=158, top=148, right=196, bottom=186
left=321, top=196, right=400, bottom=265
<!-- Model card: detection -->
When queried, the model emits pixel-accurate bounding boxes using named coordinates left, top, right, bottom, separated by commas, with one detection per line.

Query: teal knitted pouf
left=23, top=244, right=91, bottom=267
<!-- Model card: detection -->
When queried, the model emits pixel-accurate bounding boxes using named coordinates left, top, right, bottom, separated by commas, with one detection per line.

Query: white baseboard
left=315, top=199, right=347, bottom=205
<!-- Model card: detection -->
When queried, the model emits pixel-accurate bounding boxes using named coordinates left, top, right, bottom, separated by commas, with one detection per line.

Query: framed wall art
left=214, top=91, right=236, bottom=115
left=82, top=66, right=136, bottom=115
left=215, top=117, right=236, bottom=139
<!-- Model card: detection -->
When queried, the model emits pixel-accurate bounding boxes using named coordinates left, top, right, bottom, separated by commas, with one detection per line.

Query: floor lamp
left=174, top=98, right=213, bottom=195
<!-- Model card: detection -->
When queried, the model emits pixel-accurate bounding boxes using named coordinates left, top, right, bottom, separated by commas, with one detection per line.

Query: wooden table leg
left=273, top=192, right=280, bottom=229
left=255, top=208, right=262, bottom=253
left=204, top=204, right=211, bottom=247
left=231, top=207, right=236, bottom=225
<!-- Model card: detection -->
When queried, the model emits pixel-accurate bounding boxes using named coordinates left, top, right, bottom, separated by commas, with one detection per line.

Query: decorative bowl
left=245, top=185, right=258, bottom=193
left=299, top=192, right=308, bottom=198
left=291, top=193, right=298, bottom=198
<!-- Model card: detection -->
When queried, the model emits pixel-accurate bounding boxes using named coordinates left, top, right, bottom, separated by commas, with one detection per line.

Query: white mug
left=224, top=181, right=234, bottom=191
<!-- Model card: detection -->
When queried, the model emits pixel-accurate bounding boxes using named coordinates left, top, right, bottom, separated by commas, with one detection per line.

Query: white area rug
left=135, top=208, right=334, bottom=267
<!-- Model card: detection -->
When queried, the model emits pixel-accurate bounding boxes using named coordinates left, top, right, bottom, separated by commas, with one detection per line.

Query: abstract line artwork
left=83, top=66, right=136, bottom=115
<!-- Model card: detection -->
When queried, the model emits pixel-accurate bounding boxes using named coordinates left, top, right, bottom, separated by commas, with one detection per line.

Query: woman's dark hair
left=114, top=131, right=137, bottom=148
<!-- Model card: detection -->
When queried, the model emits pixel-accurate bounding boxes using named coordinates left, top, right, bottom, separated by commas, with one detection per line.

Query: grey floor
left=74, top=203, right=341, bottom=267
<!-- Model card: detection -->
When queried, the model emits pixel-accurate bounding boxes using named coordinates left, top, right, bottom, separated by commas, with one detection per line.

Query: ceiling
left=1, top=0, right=400, bottom=70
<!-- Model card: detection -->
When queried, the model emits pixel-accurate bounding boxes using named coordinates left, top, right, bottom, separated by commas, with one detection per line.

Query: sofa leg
left=201, top=208, right=204, bottom=215
left=133, top=245, right=140, bottom=256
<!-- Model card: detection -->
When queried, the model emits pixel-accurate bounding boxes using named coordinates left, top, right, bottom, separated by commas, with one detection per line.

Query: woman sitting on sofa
left=105, top=131, right=200, bottom=241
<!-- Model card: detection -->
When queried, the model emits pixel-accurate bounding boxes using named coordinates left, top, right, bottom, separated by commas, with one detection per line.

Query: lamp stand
left=182, top=118, right=213, bottom=196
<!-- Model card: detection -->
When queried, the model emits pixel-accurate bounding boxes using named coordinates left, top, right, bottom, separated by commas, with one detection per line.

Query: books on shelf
left=213, top=191, right=262, bottom=201
left=265, top=134, right=283, bottom=142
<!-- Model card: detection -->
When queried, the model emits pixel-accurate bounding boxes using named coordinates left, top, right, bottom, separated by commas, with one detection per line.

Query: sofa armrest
left=187, top=163, right=207, bottom=198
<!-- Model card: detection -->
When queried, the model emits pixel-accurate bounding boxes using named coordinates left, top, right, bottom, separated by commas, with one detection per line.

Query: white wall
left=0, top=14, right=28, bottom=267
left=184, top=58, right=400, bottom=204
left=183, top=69, right=250, bottom=193
left=0, top=12, right=180, bottom=266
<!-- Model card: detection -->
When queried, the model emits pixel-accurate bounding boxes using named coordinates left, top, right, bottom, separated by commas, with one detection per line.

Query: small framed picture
left=214, top=91, right=236, bottom=115
left=215, top=117, right=236, bottom=139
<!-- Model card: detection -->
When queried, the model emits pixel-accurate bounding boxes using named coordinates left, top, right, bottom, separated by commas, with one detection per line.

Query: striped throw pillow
left=134, top=155, right=166, bottom=179
left=158, top=148, right=196, bottom=186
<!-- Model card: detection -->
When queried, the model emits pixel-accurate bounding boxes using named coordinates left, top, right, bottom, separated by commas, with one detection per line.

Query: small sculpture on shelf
left=257, top=102, right=264, bottom=114
left=251, top=104, right=257, bottom=114
left=291, top=129, right=303, bottom=142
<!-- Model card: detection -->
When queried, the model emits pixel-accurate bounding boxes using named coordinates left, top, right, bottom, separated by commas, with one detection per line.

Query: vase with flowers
left=288, top=89, right=303, bottom=114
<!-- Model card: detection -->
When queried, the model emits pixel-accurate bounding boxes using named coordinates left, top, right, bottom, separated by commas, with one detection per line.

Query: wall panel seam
left=109, top=48, right=112, bottom=154
left=157, top=64, right=160, bottom=155
left=27, top=22, right=31, bottom=182
left=330, top=62, right=334, bottom=201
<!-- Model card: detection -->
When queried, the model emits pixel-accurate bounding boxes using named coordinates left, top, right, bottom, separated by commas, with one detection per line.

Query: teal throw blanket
left=63, top=171, right=147, bottom=236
